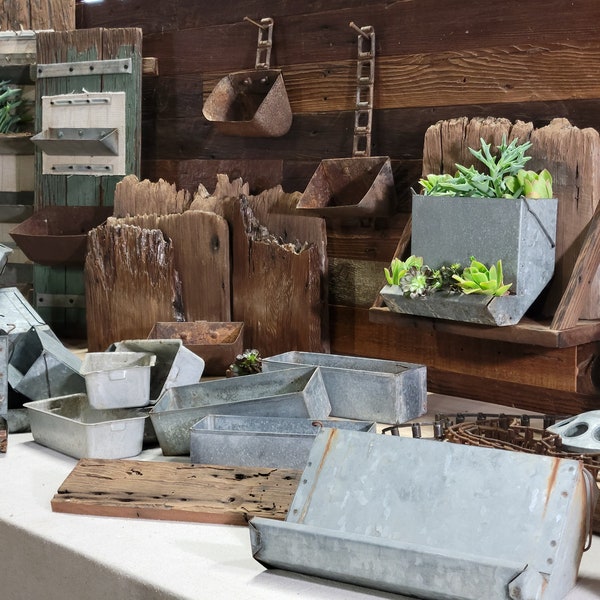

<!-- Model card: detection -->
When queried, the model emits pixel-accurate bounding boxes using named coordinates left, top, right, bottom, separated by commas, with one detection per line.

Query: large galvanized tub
left=108, top=339, right=205, bottom=401
left=250, top=428, right=595, bottom=600
left=190, top=415, right=375, bottom=469
left=80, top=351, right=156, bottom=409
left=150, top=366, right=331, bottom=456
left=261, top=351, right=426, bottom=423
left=24, top=393, right=146, bottom=459
left=147, top=321, right=243, bottom=377
left=380, top=195, right=558, bottom=326
left=8, top=325, right=85, bottom=401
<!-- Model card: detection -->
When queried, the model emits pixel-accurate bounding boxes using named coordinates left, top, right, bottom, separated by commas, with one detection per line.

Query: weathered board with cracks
left=110, top=211, right=230, bottom=322
left=422, top=116, right=600, bottom=321
left=51, top=458, right=301, bottom=525
left=85, top=223, right=182, bottom=351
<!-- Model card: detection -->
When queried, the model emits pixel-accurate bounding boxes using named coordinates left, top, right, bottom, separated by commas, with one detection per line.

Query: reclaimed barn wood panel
left=1, top=0, right=74, bottom=31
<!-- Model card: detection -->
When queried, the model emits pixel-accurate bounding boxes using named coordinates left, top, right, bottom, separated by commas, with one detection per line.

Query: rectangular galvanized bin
left=262, top=351, right=426, bottom=423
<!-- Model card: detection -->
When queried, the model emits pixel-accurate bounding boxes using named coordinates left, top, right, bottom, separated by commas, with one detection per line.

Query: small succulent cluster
left=384, top=255, right=511, bottom=298
left=226, top=348, right=262, bottom=377
left=419, top=136, right=553, bottom=199
left=0, top=81, right=30, bottom=134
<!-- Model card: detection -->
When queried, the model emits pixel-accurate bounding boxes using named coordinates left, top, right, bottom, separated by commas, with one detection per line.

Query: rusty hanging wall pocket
left=296, top=22, right=396, bottom=218
left=202, top=17, right=292, bottom=137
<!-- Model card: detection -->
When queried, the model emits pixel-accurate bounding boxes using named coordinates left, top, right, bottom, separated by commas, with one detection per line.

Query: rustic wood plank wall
left=76, top=0, right=600, bottom=412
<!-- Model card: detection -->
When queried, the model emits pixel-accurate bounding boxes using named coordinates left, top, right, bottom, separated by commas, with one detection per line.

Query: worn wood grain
left=113, top=174, right=190, bottom=217
left=85, top=223, right=182, bottom=352
left=52, top=458, right=301, bottom=525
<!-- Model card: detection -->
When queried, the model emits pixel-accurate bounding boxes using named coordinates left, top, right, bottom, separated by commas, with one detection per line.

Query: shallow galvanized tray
left=108, top=338, right=205, bottom=400
left=147, top=321, right=243, bottom=377
left=250, top=428, right=594, bottom=600
left=190, top=415, right=375, bottom=469
left=24, top=393, right=146, bottom=459
left=150, top=366, right=331, bottom=456
left=81, top=351, right=156, bottom=409
left=262, top=351, right=426, bottom=423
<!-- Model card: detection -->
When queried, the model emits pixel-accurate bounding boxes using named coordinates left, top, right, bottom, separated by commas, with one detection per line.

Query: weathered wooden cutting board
left=51, top=458, right=301, bottom=526
left=111, top=210, right=230, bottom=322
left=422, top=116, right=600, bottom=322
left=85, top=223, right=181, bottom=351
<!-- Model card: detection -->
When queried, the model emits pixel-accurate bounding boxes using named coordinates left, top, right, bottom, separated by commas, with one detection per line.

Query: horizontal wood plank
left=52, top=459, right=301, bottom=525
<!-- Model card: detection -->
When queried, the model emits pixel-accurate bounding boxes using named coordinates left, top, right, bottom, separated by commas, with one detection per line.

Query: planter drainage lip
left=250, top=428, right=592, bottom=600
left=149, top=366, right=331, bottom=456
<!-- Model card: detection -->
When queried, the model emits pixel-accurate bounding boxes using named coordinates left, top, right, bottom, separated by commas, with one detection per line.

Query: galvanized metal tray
left=250, top=428, right=595, bottom=600
left=262, top=351, right=426, bottom=423
left=190, top=415, right=375, bottom=469
left=24, top=393, right=146, bottom=459
left=150, top=366, right=331, bottom=456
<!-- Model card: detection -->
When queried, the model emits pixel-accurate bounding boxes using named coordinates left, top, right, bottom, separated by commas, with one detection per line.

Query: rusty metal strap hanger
left=244, top=16, right=274, bottom=70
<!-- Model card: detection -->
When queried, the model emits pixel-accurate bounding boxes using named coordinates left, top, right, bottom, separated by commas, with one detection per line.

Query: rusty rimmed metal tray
left=262, top=351, right=426, bottom=423
left=150, top=366, right=331, bottom=456
left=250, top=428, right=595, bottom=600
left=190, top=415, right=375, bottom=469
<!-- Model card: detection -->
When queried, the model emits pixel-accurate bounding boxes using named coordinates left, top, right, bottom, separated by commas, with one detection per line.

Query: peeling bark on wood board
left=111, top=210, right=230, bottom=322
left=422, top=116, right=600, bottom=322
left=85, top=223, right=182, bottom=352
left=51, top=458, right=301, bottom=526
left=230, top=195, right=327, bottom=356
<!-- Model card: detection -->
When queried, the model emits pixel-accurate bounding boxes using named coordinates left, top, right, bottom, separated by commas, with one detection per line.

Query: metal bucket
left=296, top=24, right=396, bottom=218
left=202, top=18, right=292, bottom=137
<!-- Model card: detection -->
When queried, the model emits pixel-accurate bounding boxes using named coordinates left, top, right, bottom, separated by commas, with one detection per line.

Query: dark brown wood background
left=76, top=0, right=600, bottom=413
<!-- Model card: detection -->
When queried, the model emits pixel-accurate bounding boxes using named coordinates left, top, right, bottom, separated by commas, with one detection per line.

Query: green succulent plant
left=0, top=81, right=31, bottom=134
left=452, top=256, right=512, bottom=296
left=384, top=255, right=423, bottom=286
left=418, top=136, right=552, bottom=199
left=226, top=348, right=262, bottom=377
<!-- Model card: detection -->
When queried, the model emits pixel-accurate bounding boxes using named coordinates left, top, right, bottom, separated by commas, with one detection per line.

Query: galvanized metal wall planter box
left=24, top=393, right=146, bottom=459
left=262, top=351, right=426, bottom=423
left=250, top=428, right=594, bottom=600
left=190, top=415, right=375, bottom=469
left=380, top=195, right=558, bottom=326
left=150, top=366, right=331, bottom=456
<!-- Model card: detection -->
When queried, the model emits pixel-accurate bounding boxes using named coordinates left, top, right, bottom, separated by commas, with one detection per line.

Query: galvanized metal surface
left=8, top=326, right=85, bottom=401
left=31, top=127, right=119, bottom=156
left=190, top=415, right=375, bottom=469
left=24, top=393, right=146, bottom=459
left=262, top=351, right=426, bottom=423
left=548, top=411, right=600, bottom=452
left=35, top=58, right=133, bottom=78
left=381, top=194, right=559, bottom=326
left=147, top=321, right=244, bottom=377
left=202, top=18, right=292, bottom=137
left=150, top=366, right=331, bottom=456
left=250, top=428, right=592, bottom=600
left=109, top=339, right=205, bottom=401
left=81, top=352, right=156, bottom=410
left=10, top=205, right=113, bottom=266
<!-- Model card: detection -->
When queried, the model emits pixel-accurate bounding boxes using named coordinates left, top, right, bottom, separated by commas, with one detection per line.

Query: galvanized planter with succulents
left=0, top=80, right=33, bottom=151
left=379, top=137, right=558, bottom=326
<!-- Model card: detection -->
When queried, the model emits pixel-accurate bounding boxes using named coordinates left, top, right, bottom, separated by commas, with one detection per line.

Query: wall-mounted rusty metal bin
left=9, top=205, right=112, bottom=266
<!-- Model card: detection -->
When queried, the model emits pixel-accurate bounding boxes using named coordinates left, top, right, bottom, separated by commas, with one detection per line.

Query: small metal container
left=262, top=351, right=426, bottom=423
left=108, top=339, right=205, bottom=401
left=24, top=393, right=146, bottom=459
left=150, top=366, right=331, bottom=456
left=80, top=351, right=156, bottom=409
left=190, top=415, right=375, bottom=469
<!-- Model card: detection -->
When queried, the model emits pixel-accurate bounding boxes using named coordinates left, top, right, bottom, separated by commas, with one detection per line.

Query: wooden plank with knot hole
left=51, top=458, right=301, bottom=526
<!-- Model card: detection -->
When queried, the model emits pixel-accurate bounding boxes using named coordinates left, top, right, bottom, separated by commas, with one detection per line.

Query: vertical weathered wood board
left=229, top=193, right=327, bottom=357
left=85, top=223, right=181, bottom=352
left=33, top=28, right=141, bottom=337
left=0, top=0, right=75, bottom=31
left=112, top=211, right=231, bottom=323
left=421, top=116, right=600, bottom=323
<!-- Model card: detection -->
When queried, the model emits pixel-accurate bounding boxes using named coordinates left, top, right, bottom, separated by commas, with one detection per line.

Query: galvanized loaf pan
left=190, top=415, right=375, bottom=469
left=108, top=339, right=205, bottom=400
left=150, top=366, right=331, bottom=456
left=262, top=351, right=426, bottom=423
left=80, top=351, right=157, bottom=409
left=250, top=428, right=593, bottom=600
left=24, top=393, right=146, bottom=459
